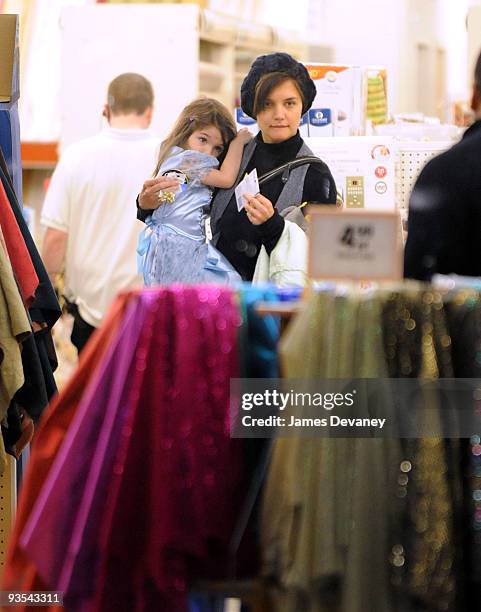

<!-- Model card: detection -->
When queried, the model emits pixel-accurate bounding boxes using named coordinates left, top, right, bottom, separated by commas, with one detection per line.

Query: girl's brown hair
left=252, top=72, right=304, bottom=117
left=153, top=97, right=237, bottom=176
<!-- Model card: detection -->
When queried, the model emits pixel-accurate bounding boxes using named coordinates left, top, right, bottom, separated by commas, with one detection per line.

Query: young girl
left=138, top=98, right=251, bottom=285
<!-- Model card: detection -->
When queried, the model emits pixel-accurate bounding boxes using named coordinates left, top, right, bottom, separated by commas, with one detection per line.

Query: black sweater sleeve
left=259, top=210, right=285, bottom=255
left=302, top=163, right=337, bottom=204
left=136, top=195, right=151, bottom=222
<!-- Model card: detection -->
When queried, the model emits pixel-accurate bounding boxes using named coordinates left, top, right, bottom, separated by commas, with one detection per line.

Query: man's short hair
left=107, top=73, right=154, bottom=116
left=475, top=51, right=481, bottom=94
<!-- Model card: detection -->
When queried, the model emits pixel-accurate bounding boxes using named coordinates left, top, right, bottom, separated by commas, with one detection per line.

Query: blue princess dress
left=138, top=148, right=241, bottom=285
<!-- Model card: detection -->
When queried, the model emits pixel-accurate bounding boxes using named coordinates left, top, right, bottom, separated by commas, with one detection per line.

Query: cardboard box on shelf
left=366, top=67, right=388, bottom=125
left=299, top=112, right=309, bottom=138
left=307, top=108, right=333, bottom=136
left=235, top=108, right=258, bottom=135
left=0, top=14, right=22, bottom=201
left=304, top=63, right=363, bottom=137
left=0, top=14, right=19, bottom=103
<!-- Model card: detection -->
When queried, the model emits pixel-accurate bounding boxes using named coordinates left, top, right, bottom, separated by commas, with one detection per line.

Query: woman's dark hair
left=241, top=53, right=316, bottom=118
left=252, top=72, right=304, bottom=117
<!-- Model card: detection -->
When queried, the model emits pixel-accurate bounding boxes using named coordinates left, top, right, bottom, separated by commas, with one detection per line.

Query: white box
left=306, top=136, right=396, bottom=210
left=235, top=107, right=258, bottom=135
left=304, top=64, right=364, bottom=137
left=299, top=112, right=309, bottom=138
left=308, top=209, right=403, bottom=281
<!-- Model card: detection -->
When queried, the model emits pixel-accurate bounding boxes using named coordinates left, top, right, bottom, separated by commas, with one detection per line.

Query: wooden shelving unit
left=21, top=6, right=308, bottom=168
left=199, top=8, right=306, bottom=109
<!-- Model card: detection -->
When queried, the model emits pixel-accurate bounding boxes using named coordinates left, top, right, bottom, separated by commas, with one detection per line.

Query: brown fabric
left=0, top=237, right=31, bottom=429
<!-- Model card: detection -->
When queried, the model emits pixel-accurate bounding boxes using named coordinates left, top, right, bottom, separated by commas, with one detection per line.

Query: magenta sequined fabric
left=20, top=286, right=243, bottom=612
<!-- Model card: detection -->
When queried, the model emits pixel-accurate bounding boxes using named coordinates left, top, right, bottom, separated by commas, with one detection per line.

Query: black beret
left=240, top=52, right=316, bottom=118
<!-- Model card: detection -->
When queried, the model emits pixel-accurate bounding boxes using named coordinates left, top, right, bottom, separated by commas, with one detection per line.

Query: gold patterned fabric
left=443, top=290, right=481, bottom=608
left=261, top=284, right=474, bottom=611
left=383, top=287, right=457, bottom=612
left=262, top=289, right=401, bottom=612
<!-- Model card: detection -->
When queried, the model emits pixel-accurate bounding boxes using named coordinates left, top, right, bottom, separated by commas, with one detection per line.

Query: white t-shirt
left=41, top=127, right=160, bottom=327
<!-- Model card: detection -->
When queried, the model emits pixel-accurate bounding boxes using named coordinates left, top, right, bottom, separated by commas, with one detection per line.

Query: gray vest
left=210, top=139, right=314, bottom=246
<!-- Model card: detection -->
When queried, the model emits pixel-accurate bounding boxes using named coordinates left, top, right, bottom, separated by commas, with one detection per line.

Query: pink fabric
left=19, top=286, right=243, bottom=612
left=20, top=296, right=146, bottom=595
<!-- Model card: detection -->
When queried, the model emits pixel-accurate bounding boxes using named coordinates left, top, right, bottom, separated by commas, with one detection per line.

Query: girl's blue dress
left=138, top=147, right=241, bottom=285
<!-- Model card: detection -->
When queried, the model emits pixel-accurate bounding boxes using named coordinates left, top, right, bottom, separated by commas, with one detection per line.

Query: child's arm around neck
left=202, top=129, right=252, bottom=189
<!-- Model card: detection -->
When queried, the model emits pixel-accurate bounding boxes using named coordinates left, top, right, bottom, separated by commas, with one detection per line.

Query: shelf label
left=307, top=208, right=403, bottom=281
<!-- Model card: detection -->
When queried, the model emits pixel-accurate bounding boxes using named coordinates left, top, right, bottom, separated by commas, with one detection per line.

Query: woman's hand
left=138, top=177, right=180, bottom=210
left=243, top=193, right=274, bottom=225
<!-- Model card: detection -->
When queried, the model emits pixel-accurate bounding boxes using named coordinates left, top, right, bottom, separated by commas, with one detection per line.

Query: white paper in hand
left=235, top=168, right=259, bottom=212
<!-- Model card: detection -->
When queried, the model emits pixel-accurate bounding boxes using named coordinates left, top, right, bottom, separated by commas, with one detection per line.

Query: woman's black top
left=215, top=131, right=337, bottom=280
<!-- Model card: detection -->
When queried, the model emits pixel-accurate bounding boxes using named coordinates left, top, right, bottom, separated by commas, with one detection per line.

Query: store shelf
left=21, top=142, right=58, bottom=169
left=199, top=8, right=306, bottom=109
left=236, top=21, right=273, bottom=48
left=200, top=32, right=233, bottom=46
left=199, top=61, right=227, bottom=91
left=235, top=40, right=273, bottom=54
left=200, top=9, right=237, bottom=42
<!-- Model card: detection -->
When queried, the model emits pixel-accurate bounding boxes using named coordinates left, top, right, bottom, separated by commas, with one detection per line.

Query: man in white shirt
left=41, top=73, right=160, bottom=352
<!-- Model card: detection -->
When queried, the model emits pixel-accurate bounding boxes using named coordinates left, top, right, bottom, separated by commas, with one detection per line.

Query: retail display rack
left=395, top=140, right=452, bottom=209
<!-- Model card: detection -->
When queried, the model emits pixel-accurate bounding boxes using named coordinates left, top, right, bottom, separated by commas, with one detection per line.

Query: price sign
left=307, top=208, right=403, bottom=281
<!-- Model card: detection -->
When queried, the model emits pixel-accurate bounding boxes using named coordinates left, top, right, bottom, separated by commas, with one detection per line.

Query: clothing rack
left=189, top=300, right=299, bottom=609
left=0, top=15, right=60, bottom=589
left=12, top=283, right=481, bottom=610
left=254, top=301, right=302, bottom=318
left=190, top=579, right=271, bottom=612
left=0, top=16, right=20, bottom=585
left=254, top=299, right=302, bottom=335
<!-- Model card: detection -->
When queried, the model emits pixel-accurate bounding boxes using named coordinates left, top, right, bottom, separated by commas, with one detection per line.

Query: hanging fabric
left=0, top=151, right=61, bottom=415
left=0, top=233, right=32, bottom=472
left=5, top=286, right=244, bottom=612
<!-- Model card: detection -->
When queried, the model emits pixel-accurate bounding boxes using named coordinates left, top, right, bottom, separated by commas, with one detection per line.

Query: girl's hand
left=235, top=128, right=253, bottom=145
left=243, top=193, right=274, bottom=225
left=138, top=177, right=180, bottom=210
